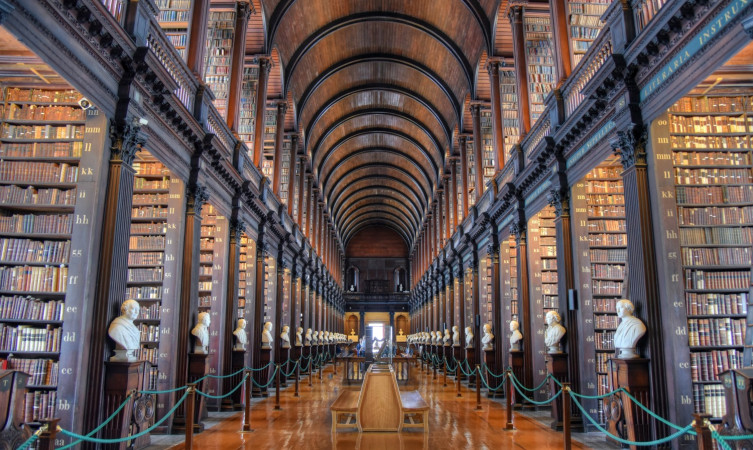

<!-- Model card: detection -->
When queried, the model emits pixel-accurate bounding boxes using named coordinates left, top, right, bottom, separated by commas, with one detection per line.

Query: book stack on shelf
left=203, top=9, right=236, bottom=120
left=290, top=152, right=300, bottom=220
left=464, top=268, right=473, bottom=345
left=155, top=0, right=190, bottom=59
left=279, top=138, right=292, bottom=203
left=0, top=86, right=85, bottom=427
left=667, top=93, right=753, bottom=419
left=508, top=235, right=519, bottom=323
left=262, top=106, right=277, bottom=179
left=500, top=70, right=520, bottom=159
left=239, top=66, right=259, bottom=152
left=466, top=139, right=477, bottom=204
left=199, top=205, right=219, bottom=314
left=567, top=0, right=609, bottom=67
left=633, top=0, right=669, bottom=32
left=480, top=109, right=496, bottom=188
left=480, top=256, right=493, bottom=326
left=264, top=256, right=275, bottom=324
left=238, top=234, right=254, bottom=320
left=523, top=14, right=555, bottom=125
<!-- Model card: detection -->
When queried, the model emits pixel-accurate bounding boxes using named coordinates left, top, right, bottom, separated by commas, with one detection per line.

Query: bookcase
left=279, top=138, right=291, bottom=203
left=500, top=69, right=520, bottom=158
left=0, top=85, right=107, bottom=432
left=523, top=13, right=555, bottom=126
left=264, top=255, right=276, bottom=326
left=480, top=109, right=496, bottom=187
left=501, top=234, right=519, bottom=327
left=650, top=91, right=753, bottom=420
left=480, top=256, right=493, bottom=327
left=633, top=0, right=670, bottom=32
left=280, top=267, right=291, bottom=331
left=463, top=266, right=473, bottom=341
left=290, top=152, right=300, bottom=219
left=527, top=205, right=558, bottom=401
left=203, top=8, right=236, bottom=120
left=466, top=139, right=477, bottom=205
left=238, top=66, right=259, bottom=151
left=566, top=0, right=609, bottom=68
left=155, top=0, right=190, bottom=60
left=199, top=203, right=229, bottom=407
left=262, top=106, right=277, bottom=179
left=570, top=162, right=629, bottom=425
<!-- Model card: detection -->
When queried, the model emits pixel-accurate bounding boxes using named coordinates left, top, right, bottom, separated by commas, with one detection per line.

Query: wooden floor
left=167, top=363, right=591, bottom=450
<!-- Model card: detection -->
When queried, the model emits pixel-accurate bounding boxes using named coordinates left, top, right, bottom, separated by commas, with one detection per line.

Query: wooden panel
left=346, top=227, right=408, bottom=258
left=357, top=368, right=403, bottom=431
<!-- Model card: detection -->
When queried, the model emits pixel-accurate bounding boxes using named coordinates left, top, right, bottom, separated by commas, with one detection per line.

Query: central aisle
left=167, top=364, right=592, bottom=449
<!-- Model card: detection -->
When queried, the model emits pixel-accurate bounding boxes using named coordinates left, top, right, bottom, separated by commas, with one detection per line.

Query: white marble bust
left=295, top=327, right=303, bottom=347
left=318, top=330, right=324, bottom=344
left=614, top=299, right=647, bottom=359
left=281, top=325, right=291, bottom=348
left=261, top=321, right=273, bottom=349
left=398, top=329, right=404, bottom=336
left=509, top=320, right=523, bottom=351
left=324, top=331, right=330, bottom=343
left=305, top=328, right=313, bottom=346
left=191, top=311, right=211, bottom=354
left=443, top=329, right=451, bottom=346
left=233, top=318, right=248, bottom=351
left=544, top=311, right=566, bottom=353
left=465, top=326, right=474, bottom=348
left=452, top=325, right=460, bottom=347
left=424, top=332, right=431, bottom=344
left=481, top=323, right=494, bottom=351
left=350, top=329, right=356, bottom=336
left=435, top=331, right=441, bottom=345
left=430, top=331, right=436, bottom=345
left=108, top=299, right=141, bottom=361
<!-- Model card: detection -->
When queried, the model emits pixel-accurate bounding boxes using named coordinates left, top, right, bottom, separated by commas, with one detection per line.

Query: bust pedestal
left=301, top=346, right=311, bottom=375
left=102, top=361, right=146, bottom=449
left=546, top=353, right=568, bottom=430
left=465, top=347, right=476, bottom=386
left=290, top=346, right=302, bottom=379
left=253, top=348, right=272, bottom=397
left=172, top=353, right=208, bottom=434
left=509, top=350, right=533, bottom=410
left=277, top=346, right=290, bottom=387
left=484, top=349, right=503, bottom=398
left=453, top=346, right=465, bottom=381
left=609, top=358, right=651, bottom=450
left=221, top=350, right=246, bottom=411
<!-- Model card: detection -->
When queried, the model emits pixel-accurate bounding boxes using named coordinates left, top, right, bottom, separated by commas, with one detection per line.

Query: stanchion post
left=433, top=358, right=437, bottom=380
left=693, top=413, right=713, bottom=450
left=456, top=364, right=461, bottom=397
left=294, top=361, right=300, bottom=397
left=562, top=382, right=571, bottom=450
left=319, top=358, right=323, bottom=380
left=185, top=383, right=196, bottom=450
left=274, top=365, right=281, bottom=410
left=333, top=356, right=337, bottom=375
left=505, top=370, right=514, bottom=430
left=475, top=364, right=481, bottom=410
left=36, top=418, right=59, bottom=450
left=309, top=359, right=313, bottom=387
left=443, top=359, right=447, bottom=387
left=243, top=370, right=253, bottom=432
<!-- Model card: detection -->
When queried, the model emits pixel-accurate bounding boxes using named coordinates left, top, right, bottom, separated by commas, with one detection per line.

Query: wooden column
left=445, top=176, right=452, bottom=240
left=287, top=134, right=299, bottom=216
left=311, top=190, right=319, bottom=250
left=186, top=0, right=210, bottom=75
left=226, top=2, right=252, bottom=131
left=274, top=254, right=286, bottom=366
left=82, top=119, right=142, bottom=442
left=272, top=101, right=288, bottom=195
left=512, top=218, right=534, bottom=389
left=221, top=218, right=243, bottom=406
left=450, top=157, right=459, bottom=230
left=296, top=158, right=307, bottom=227
left=252, top=57, right=271, bottom=168
left=490, top=240, right=503, bottom=384
left=509, top=5, right=532, bottom=135
left=459, top=136, right=469, bottom=220
left=251, top=230, right=268, bottom=389
left=471, top=104, right=484, bottom=201
left=306, top=175, right=314, bottom=236
left=549, top=0, right=572, bottom=84
left=471, top=252, right=481, bottom=357
left=487, top=59, right=506, bottom=171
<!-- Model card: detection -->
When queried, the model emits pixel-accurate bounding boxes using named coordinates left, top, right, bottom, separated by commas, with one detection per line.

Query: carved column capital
left=510, top=221, right=526, bottom=242
left=254, top=56, right=273, bottom=75
left=230, top=219, right=246, bottom=241
left=109, top=118, right=146, bottom=165
left=188, top=184, right=209, bottom=215
left=610, top=123, right=648, bottom=170
left=547, top=188, right=570, bottom=217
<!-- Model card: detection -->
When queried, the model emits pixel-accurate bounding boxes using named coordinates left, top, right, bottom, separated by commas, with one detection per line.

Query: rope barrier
left=140, top=385, right=188, bottom=395
left=57, top=390, right=190, bottom=444
left=196, top=367, right=247, bottom=381
left=510, top=379, right=563, bottom=406
left=508, top=371, right=552, bottom=393
left=251, top=366, right=280, bottom=389
left=569, top=395, right=694, bottom=446
left=482, top=363, right=506, bottom=379
left=281, top=360, right=300, bottom=378
left=196, top=374, right=249, bottom=400
left=16, top=424, right=44, bottom=450
left=569, top=387, right=624, bottom=400
left=711, top=428, right=753, bottom=442
left=619, top=389, right=697, bottom=435
left=246, top=361, right=275, bottom=372
left=56, top=392, right=135, bottom=449
left=480, top=371, right=507, bottom=392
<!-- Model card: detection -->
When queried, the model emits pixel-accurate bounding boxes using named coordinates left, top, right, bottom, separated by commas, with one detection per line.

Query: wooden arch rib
left=339, top=203, right=417, bottom=240
left=332, top=185, right=422, bottom=228
left=328, top=174, right=426, bottom=215
left=344, top=219, right=413, bottom=249
left=337, top=196, right=420, bottom=239
left=334, top=188, right=420, bottom=226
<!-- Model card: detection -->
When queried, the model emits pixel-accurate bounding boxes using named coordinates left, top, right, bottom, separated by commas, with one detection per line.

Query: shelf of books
left=199, top=203, right=228, bottom=407
left=261, top=106, right=277, bottom=179
left=566, top=0, right=609, bottom=68
left=463, top=266, right=473, bottom=347
left=527, top=205, right=558, bottom=401
left=466, top=138, right=477, bottom=207
left=633, top=0, right=669, bottom=32
left=479, top=255, right=493, bottom=328
left=0, top=85, right=107, bottom=434
left=480, top=109, right=496, bottom=189
left=500, top=69, right=520, bottom=160
left=500, top=233, right=519, bottom=363
left=290, top=151, right=300, bottom=220
left=279, top=138, right=292, bottom=204
left=264, top=255, right=276, bottom=326
left=239, top=65, right=259, bottom=153
left=155, top=0, right=190, bottom=60
left=280, top=268, right=291, bottom=335
left=238, top=233, right=254, bottom=321
left=651, top=89, right=753, bottom=421
left=203, top=8, right=236, bottom=120
left=523, top=13, right=555, bottom=126
left=571, top=161, right=628, bottom=425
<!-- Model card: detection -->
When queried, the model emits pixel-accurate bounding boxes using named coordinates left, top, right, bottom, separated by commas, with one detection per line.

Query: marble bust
left=509, top=320, right=523, bottom=351
left=318, top=330, right=324, bottom=344
left=324, top=331, right=330, bottom=343
left=281, top=325, right=291, bottom=348
left=443, top=329, right=451, bottom=346
left=465, top=326, right=474, bottom=349
left=481, top=323, right=494, bottom=351
left=108, top=299, right=141, bottom=361
left=452, top=325, right=460, bottom=347
left=295, top=327, right=303, bottom=347
left=544, top=311, right=566, bottom=353
left=430, top=331, right=437, bottom=345
left=614, top=299, right=647, bottom=359
left=398, top=329, right=404, bottom=336
left=350, top=329, right=356, bottom=336
left=305, top=328, right=313, bottom=346
left=261, top=321, right=273, bottom=349
left=191, top=311, right=211, bottom=354
left=233, top=318, right=248, bottom=351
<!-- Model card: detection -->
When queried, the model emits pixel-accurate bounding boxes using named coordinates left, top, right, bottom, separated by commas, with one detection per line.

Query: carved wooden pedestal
left=102, top=361, right=144, bottom=449
left=465, top=347, right=477, bottom=385
left=546, top=353, right=568, bottom=430
left=301, top=345, right=311, bottom=375
left=484, top=349, right=503, bottom=398
left=610, top=358, right=651, bottom=450
left=253, top=348, right=272, bottom=398
left=453, top=347, right=465, bottom=380
left=278, top=347, right=290, bottom=387
left=509, top=350, right=533, bottom=410
left=290, top=346, right=302, bottom=380
left=222, top=350, right=246, bottom=411
left=0, top=370, right=31, bottom=448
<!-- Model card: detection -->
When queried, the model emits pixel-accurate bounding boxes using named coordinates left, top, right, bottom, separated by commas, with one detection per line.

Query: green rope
left=246, top=361, right=275, bottom=372
left=480, top=372, right=507, bottom=392
left=251, top=366, right=279, bottom=389
left=482, top=363, right=507, bottom=378
left=198, top=367, right=247, bottom=380
left=457, top=360, right=476, bottom=377
left=570, top=395, right=693, bottom=446
left=511, top=379, right=562, bottom=406
left=57, top=390, right=189, bottom=445
left=16, top=432, right=39, bottom=450
left=508, top=371, right=552, bottom=392
left=711, top=430, right=753, bottom=441
left=56, top=392, right=134, bottom=449
left=300, top=357, right=311, bottom=371
left=282, top=360, right=300, bottom=377
left=140, top=385, right=189, bottom=395
left=196, top=374, right=248, bottom=400
left=618, top=389, right=696, bottom=435
left=712, top=430, right=735, bottom=450
left=569, top=387, right=624, bottom=400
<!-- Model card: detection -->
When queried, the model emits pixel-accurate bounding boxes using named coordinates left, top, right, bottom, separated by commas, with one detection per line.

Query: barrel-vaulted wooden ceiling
left=254, top=0, right=514, bottom=250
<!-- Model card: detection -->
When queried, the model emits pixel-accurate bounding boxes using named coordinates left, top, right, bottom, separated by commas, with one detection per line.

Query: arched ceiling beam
left=331, top=184, right=422, bottom=224
left=328, top=173, right=426, bottom=214
left=282, top=13, right=474, bottom=96
left=325, top=163, right=430, bottom=211
left=305, top=84, right=452, bottom=151
left=311, top=109, right=445, bottom=168
left=344, top=219, right=412, bottom=249
left=338, top=197, right=419, bottom=233
left=317, top=130, right=439, bottom=182
left=335, top=192, right=420, bottom=232
left=341, top=206, right=416, bottom=243
left=461, top=0, right=492, bottom=51
left=297, top=54, right=462, bottom=127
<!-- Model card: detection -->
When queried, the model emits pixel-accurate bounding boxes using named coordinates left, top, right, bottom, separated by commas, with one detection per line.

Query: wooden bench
left=330, top=389, right=360, bottom=432
left=400, top=390, right=430, bottom=431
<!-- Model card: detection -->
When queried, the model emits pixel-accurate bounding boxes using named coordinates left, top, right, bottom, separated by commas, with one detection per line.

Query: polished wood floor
left=168, top=363, right=591, bottom=450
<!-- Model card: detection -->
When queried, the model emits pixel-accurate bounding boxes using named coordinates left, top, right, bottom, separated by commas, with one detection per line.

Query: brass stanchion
left=505, top=370, right=514, bottom=430
left=562, top=382, right=571, bottom=450
left=475, top=364, right=481, bottom=410
left=294, top=361, right=300, bottom=397
left=243, top=370, right=254, bottom=432
left=693, top=413, right=713, bottom=450
left=274, top=365, right=281, bottom=410
left=36, top=419, right=59, bottom=450
left=456, top=364, right=461, bottom=397
left=185, top=383, right=196, bottom=450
